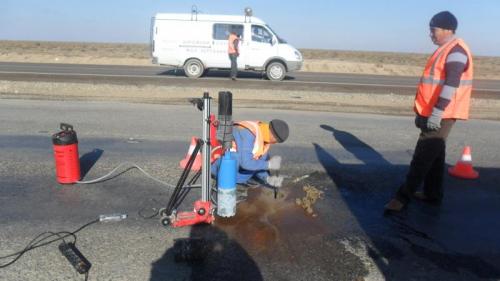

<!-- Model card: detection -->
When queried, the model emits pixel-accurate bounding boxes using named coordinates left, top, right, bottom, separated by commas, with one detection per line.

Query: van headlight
left=294, top=50, right=302, bottom=61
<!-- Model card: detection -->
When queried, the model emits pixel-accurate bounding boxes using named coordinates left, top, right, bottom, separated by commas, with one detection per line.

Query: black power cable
left=0, top=215, right=126, bottom=281
left=0, top=220, right=97, bottom=269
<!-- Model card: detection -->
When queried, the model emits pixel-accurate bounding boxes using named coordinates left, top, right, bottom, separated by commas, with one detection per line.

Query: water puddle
left=215, top=181, right=328, bottom=255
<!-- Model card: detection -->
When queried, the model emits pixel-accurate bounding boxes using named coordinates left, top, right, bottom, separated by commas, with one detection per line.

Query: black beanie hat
left=269, top=119, right=289, bottom=143
left=430, top=11, right=458, bottom=31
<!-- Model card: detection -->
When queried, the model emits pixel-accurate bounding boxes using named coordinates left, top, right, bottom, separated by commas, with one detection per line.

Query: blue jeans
left=229, top=54, right=238, bottom=78
left=211, top=157, right=269, bottom=184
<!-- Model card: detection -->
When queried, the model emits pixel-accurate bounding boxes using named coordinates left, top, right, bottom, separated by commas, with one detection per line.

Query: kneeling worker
left=212, top=119, right=289, bottom=188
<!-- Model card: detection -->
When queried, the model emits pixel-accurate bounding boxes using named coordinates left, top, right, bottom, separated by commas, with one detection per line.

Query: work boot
left=413, top=191, right=428, bottom=201
left=384, top=198, right=405, bottom=212
left=246, top=178, right=262, bottom=188
left=413, top=191, right=442, bottom=205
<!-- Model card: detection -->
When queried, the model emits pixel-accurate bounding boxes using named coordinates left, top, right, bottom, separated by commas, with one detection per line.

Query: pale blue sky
left=1, top=0, right=498, bottom=56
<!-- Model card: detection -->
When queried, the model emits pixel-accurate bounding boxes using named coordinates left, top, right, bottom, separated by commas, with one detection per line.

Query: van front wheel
left=184, top=59, right=204, bottom=78
left=266, top=62, right=286, bottom=81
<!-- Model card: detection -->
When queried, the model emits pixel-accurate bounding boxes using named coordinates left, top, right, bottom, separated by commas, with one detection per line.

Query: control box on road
left=150, top=11, right=303, bottom=81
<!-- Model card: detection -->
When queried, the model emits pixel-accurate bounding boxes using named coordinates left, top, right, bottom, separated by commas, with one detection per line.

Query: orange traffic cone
left=448, top=146, right=479, bottom=179
left=179, top=137, right=202, bottom=171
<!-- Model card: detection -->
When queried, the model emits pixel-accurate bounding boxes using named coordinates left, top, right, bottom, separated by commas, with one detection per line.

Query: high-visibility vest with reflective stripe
left=228, top=34, right=238, bottom=55
left=414, top=38, right=474, bottom=120
left=234, top=121, right=270, bottom=159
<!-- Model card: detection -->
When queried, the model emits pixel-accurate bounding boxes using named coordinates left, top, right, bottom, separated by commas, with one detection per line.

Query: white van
left=150, top=11, right=303, bottom=81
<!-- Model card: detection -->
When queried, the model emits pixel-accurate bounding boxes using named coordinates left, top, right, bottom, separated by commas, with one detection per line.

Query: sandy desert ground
left=1, top=40, right=500, bottom=79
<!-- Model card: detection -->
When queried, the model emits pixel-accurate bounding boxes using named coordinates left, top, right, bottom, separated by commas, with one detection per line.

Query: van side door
left=209, top=23, right=244, bottom=68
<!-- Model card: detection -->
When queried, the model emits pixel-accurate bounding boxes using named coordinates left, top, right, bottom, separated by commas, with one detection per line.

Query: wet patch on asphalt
left=208, top=172, right=370, bottom=280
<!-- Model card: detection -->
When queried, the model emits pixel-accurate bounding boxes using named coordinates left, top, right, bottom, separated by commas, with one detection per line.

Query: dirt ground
left=1, top=40, right=500, bottom=79
left=2, top=79, right=500, bottom=120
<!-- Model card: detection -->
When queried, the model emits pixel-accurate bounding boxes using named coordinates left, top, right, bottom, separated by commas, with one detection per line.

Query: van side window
left=213, top=24, right=244, bottom=40
left=251, top=25, right=273, bottom=43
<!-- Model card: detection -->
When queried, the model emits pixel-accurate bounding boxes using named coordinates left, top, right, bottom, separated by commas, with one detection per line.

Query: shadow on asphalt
left=79, top=148, right=103, bottom=178
left=315, top=124, right=500, bottom=280
left=149, top=224, right=263, bottom=281
left=158, top=69, right=295, bottom=81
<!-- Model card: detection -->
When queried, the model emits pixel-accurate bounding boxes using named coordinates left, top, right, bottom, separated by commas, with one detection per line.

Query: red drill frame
left=160, top=93, right=218, bottom=228
left=170, top=200, right=215, bottom=227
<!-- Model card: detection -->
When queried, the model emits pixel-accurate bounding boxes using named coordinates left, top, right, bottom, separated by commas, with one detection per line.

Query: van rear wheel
left=184, top=59, right=204, bottom=78
left=266, top=62, right=286, bottom=81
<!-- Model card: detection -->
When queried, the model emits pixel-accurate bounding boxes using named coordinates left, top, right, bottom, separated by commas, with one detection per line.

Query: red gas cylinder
left=52, top=123, right=81, bottom=184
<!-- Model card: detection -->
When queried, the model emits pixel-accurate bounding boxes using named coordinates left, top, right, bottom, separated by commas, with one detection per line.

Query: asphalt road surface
left=1, top=62, right=499, bottom=97
left=1, top=99, right=500, bottom=281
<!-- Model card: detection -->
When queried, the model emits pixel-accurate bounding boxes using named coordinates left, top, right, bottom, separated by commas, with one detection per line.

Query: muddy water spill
left=216, top=185, right=328, bottom=255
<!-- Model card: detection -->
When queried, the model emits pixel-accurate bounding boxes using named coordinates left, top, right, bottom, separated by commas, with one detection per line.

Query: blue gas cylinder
left=217, top=152, right=237, bottom=217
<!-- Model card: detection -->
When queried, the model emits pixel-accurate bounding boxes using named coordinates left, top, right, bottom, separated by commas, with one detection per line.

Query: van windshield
left=265, top=25, right=287, bottom=44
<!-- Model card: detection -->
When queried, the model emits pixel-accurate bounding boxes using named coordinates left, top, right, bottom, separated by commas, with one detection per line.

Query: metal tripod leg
left=164, top=139, right=203, bottom=217
left=161, top=92, right=214, bottom=228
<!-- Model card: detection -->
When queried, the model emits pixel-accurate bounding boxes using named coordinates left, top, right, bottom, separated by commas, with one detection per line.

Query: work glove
left=266, top=175, right=284, bottom=188
left=427, top=107, right=443, bottom=131
left=268, top=156, right=282, bottom=170
left=414, top=114, right=426, bottom=129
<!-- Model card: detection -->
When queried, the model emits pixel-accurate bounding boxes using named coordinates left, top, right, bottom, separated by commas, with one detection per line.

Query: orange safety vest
left=228, top=33, right=239, bottom=55
left=414, top=38, right=474, bottom=120
left=234, top=121, right=270, bottom=159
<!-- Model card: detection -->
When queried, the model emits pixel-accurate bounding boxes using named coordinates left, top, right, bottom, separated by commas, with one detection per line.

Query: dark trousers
left=229, top=54, right=238, bottom=78
left=396, top=119, right=456, bottom=204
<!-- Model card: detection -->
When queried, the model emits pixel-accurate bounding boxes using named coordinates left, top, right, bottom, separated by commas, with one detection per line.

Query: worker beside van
left=212, top=119, right=289, bottom=188
left=151, top=13, right=302, bottom=81
left=228, top=31, right=240, bottom=80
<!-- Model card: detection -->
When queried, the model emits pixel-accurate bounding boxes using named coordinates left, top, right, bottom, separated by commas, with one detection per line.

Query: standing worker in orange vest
left=228, top=30, right=240, bottom=80
left=385, top=11, right=474, bottom=212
